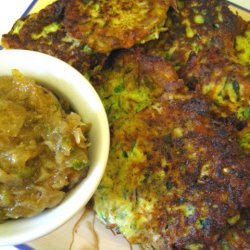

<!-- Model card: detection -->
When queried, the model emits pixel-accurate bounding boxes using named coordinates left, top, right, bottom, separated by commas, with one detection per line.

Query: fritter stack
left=1, top=0, right=174, bottom=78
left=1, top=0, right=250, bottom=249
left=94, top=49, right=250, bottom=249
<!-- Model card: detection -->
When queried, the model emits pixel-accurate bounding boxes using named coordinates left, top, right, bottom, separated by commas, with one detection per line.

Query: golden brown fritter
left=1, top=0, right=106, bottom=78
left=94, top=49, right=182, bottom=124
left=180, top=48, right=250, bottom=154
left=180, top=48, right=250, bottom=120
left=167, top=2, right=250, bottom=156
left=142, top=0, right=247, bottom=69
left=64, top=0, right=177, bottom=54
left=94, top=50, right=250, bottom=249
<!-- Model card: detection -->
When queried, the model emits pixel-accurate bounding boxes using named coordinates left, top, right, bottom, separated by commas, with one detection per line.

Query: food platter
left=0, top=1, right=250, bottom=250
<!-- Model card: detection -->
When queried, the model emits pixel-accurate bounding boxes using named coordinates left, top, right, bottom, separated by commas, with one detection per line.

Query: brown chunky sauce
left=0, top=70, right=90, bottom=222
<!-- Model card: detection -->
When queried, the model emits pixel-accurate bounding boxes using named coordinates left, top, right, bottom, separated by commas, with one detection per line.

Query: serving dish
left=0, top=49, right=110, bottom=246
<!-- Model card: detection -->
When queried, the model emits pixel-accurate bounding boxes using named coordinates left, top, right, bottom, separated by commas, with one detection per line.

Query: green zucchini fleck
left=72, top=160, right=89, bottom=170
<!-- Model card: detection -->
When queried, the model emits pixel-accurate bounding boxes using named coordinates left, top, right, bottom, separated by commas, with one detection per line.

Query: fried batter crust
left=64, top=0, right=176, bottom=54
left=143, top=0, right=247, bottom=68
left=1, top=0, right=106, bottom=78
left=180, top=48, right=250, bottom=154
left=94, top=49, right=182, bottom=124
left=143, top=0, right=250, bottom=156
left=214, top=209, right=250, bottom=250
left=180, top=48, right=250, bottom=119
left=94, top=50, right=250, bottom=249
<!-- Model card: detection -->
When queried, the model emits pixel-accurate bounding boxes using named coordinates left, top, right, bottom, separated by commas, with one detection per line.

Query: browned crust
left=94, top=50, right=250, bottom=249
left=64, top=0, right=175, bottom=53
left=1, top=0, right=106, bottom=78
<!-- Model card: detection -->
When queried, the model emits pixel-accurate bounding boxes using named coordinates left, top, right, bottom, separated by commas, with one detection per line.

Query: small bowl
left=0, top=49, right=110, bottom=245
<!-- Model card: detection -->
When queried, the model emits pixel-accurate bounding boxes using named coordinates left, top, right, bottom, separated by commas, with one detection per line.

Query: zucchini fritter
left=181, top=48, right=250, bottom=121
left=143, top=0, right=247, bottom=68
left=143, top=0, right=250, bottom=154
left=1, top=0, right=106, bottom=78
left=64, top=0, right=177, bottom=54
left=94, top=50, right=250, bottom=249
left=94, top=49, right=182, bottom=124
left=180, top=48, right=250, bottom=153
